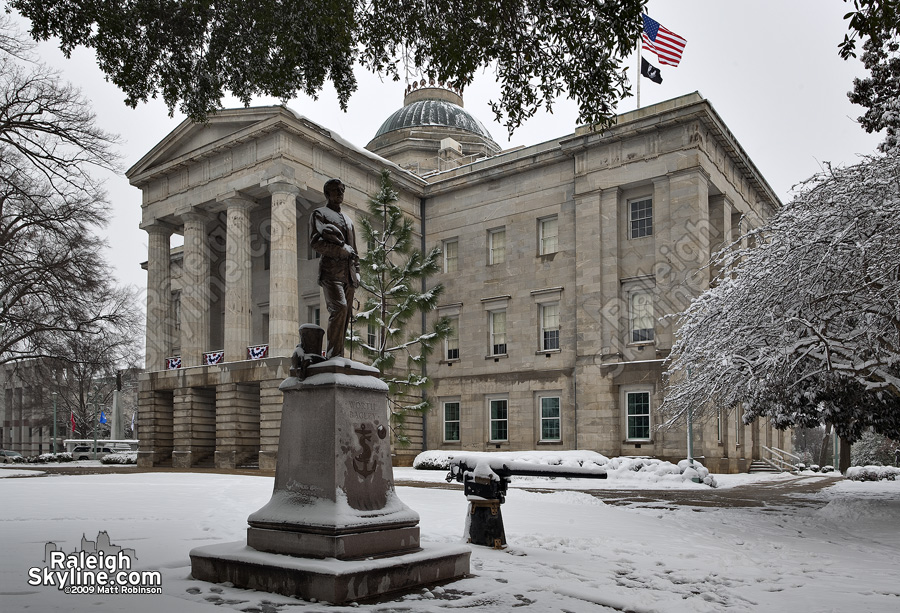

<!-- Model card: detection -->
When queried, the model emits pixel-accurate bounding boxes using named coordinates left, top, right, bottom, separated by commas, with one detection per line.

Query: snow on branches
left=351, top=170, right=451, bottom=445
left=663, top=150, right=900, bottom=443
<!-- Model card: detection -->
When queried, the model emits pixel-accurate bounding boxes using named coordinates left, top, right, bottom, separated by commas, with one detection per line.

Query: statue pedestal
left=190, top=357, right=470, bottom=603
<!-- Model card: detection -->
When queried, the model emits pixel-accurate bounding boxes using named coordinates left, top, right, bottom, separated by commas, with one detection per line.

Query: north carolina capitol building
left=129, top=87, right=787, bottom=472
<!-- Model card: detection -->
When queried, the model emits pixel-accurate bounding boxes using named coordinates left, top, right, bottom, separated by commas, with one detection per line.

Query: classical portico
left=129, top=106, right=423, bottom=469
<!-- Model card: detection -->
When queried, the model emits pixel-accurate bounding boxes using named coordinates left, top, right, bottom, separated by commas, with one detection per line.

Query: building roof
left=373, top=98, right=495, bottom=141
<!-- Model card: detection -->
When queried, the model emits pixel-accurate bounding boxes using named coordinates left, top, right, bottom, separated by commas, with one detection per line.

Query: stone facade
left=130, top=91, right=788, bottom=472
left=0, top=362, right=54, bottom=455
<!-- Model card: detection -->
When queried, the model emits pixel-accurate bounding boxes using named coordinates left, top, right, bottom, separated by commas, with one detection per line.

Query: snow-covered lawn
left=1, top=466, right=898, bottom=612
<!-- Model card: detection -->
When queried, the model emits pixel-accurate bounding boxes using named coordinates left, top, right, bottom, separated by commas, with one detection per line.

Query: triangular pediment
left=126, top=106, right=290, bottom=181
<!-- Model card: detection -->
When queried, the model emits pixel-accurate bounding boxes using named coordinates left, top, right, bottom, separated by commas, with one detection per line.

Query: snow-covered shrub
left=605, top=457, right=716, bottom=487
left=413, top=450, right=454, bottom=470
left=32, top=453, right=74, bottom=463
left=100, top=452, right=137, bottom=465
left=413, top=450, right=609, bottom=471
left=821, top=465, right=835, bottom=473
left=846, top=465, right=900, bottom=481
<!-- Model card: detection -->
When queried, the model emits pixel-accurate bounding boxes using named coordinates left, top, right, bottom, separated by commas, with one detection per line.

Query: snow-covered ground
left=1, top=465, right=898, bottom=612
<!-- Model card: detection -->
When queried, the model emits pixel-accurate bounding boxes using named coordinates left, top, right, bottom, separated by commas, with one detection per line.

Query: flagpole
left=636, top=37, right=641, bottom=110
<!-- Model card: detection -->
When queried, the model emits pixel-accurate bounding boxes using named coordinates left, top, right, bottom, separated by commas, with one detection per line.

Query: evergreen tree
left=351, top=170, right=451, bottom=445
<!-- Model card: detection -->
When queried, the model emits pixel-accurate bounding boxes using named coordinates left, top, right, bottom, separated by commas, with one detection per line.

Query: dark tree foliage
left=9, top=0, right=646, bottom=135
left=841, top=0, right=900, bottom=151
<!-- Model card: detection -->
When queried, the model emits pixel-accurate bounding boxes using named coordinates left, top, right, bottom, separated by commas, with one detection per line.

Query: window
left=443, top=239, right=458, bottom=273
left=171, top=291, right=181, bottom=331
left=626, top=391, right=651, bottom=440
left=630, top=291, right=655, bottom=343
left=540, top=303, right=560, bottom=351
left=367, top=322, right=379, bottom=348
left=629, top=198, right=653, bottom=239
left=308, top=306, right=320, bottom=327
left=490, top=310, right=507, bottom=355
left=539, top=216, right=558, bottom=255
left=540, top=396, right=561, bottom=441
left=445, top=317, right=459, bottom=360
left=490, top=398, right=508, bottom=441
left=444, top=401, right=461, bottom=441
left=489, top=228, right=506, bottom=264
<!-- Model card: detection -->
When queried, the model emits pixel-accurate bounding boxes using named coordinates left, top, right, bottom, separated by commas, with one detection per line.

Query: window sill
left=485, top=354, right=509, bottom=361
left=537, top=440, right=563, bottom=445
left=624, top=439, right=653, bottom=444
left=627, top=341, right=656, bottom=348
left=536, top=349, right=561, bottom=356
left=440, top=359, right=461, bottom=365
left=538, top=252, right=557, bottom=262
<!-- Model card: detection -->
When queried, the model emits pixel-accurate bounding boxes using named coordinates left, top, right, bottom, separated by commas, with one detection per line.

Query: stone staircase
left=748, top=459, right=782, bottom=473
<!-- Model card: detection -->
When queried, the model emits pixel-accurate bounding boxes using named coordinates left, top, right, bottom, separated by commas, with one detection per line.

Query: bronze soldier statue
left=310, top=178, right=360, bottom=359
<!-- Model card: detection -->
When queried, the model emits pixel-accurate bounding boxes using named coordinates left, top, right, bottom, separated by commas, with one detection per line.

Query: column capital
left=142, top=220, right=178, bottom=235
left=599, top=185, right=622, bottom=200
left=181, top=209, right=212, bottom=226
left=263, top=179, right=301, bottom=197
left=218, top=192, right=257, bottom=211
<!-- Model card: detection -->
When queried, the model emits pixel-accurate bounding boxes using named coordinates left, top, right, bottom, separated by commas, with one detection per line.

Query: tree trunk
left=839, top=436, right=852, bottom=473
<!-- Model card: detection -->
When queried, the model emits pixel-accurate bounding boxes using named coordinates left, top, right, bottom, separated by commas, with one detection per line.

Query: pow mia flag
left=641, top=57, right=663, bottom=84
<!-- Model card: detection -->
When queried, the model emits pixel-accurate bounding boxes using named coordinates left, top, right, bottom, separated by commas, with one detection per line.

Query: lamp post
left=52, top=392, right=58, bottom=454
left=686, top=367, right=694, bottom=466
left=92, top=390, right=99, bottom=461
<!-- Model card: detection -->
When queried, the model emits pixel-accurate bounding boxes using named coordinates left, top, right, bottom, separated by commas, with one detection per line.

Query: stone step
left=748, top=460, right=781, bottom=473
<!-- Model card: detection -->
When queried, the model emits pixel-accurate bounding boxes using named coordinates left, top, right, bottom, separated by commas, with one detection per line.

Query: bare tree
left=0, top=16, right=130, bottom=367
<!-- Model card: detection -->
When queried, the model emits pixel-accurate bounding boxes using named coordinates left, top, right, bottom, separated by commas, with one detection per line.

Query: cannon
left=446, top=457, right=608, bottom=549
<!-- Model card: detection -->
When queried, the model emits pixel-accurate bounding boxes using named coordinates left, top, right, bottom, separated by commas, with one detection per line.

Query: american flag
left=642, top=14, right=687, bottom=67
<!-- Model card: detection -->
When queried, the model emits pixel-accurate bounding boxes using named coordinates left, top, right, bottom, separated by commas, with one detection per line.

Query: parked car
left=72, top=446, right=114, bottom=460
left=1, top=450, right=24, bottom=463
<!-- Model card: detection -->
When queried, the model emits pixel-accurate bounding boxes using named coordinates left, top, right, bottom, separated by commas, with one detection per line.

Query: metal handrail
left=761, top=445, right=801, bottom=471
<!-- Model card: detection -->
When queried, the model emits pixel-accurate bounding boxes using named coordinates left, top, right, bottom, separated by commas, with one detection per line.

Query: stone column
left=223, top=197, right=255, bottom=362
left=599, top=186, right=622, bottom=355
left=267, top=183, right=301, bottom=357
left=145, top=224, right=173, bottom=370
left=181, top=210, right=212, bottom=367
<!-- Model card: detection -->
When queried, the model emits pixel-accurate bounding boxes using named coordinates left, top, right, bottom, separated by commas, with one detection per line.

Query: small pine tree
left=351, top=170, right=451, bottom=445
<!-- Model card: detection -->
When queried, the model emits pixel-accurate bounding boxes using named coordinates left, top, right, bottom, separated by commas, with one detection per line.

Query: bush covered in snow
left=31, top=453, right=74, bottom=463
left=413, top=450, right=717, bottom=487
left=413, top=450, right=454, bottom=470
left=100, top=452, right=137, bottom=465
left=846, top=465, right=900, bottom=481
left=414, top=450, right=609, bottom=472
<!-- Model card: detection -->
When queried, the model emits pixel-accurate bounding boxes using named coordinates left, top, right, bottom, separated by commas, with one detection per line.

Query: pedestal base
left=190, top=541, right=471, bottom=604
left=247, top=525, right=420, bottom=560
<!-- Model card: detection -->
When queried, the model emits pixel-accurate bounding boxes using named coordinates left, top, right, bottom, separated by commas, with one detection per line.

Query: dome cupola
left=366, top=80, right=500, bottom=175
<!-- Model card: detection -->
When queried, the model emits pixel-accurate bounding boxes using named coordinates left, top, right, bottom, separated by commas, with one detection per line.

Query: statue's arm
left=310, top=210, right=352, bottom=258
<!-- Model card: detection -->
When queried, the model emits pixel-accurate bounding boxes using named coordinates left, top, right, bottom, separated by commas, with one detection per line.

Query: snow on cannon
left=446, top=455, right=608, bottom=549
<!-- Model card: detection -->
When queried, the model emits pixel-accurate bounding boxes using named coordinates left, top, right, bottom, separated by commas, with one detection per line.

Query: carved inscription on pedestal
left=341, top=401, right=390, bottom=511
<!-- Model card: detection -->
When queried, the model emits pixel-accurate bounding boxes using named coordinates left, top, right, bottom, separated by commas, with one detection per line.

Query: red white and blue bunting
left=203, top=350, right=225, bottom=366
left=165, top=356, right=182, bottom=370
left=248, top=345, right=268, bottom=360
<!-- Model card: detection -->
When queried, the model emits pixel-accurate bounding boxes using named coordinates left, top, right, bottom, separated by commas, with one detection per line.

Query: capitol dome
left=366, top=84, right=501, bottom=176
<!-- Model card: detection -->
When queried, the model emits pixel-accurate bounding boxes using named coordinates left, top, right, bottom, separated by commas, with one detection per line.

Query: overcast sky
left=13, top=0, right=886, bottom=291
